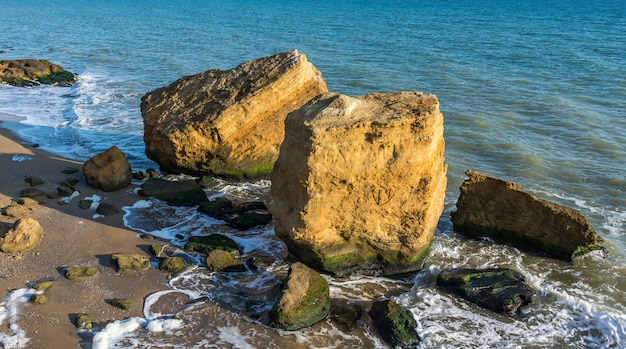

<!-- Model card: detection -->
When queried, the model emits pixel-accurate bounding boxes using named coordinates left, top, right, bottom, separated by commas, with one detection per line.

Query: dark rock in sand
left=184, top=234, right=240, bottom=254
left=96, top=202, right=119, bottom=216
left=25, top=176, right=44, bottom=186
left=451, top=170, right=604, bottom=260
left=111, top=253, right=150, bottom=273
left=198, top=198, right=272, bottom=230
left=83, top=146, right=132, bottom=192
left=436, top=268, right=535, bottom=316
left=140, top=178, right=208, bottom=206
left=331, top=299, right=362, bottom=332
left=19, top=187, right=46, bottom=198
left=57, top=185, right=75, bottom=197
left=270, top=262, right=331, bottom=330
left=368, top=299, right=420, bottom=347
left=159, top=256, right=185, bottom=274
left=0, top=59, right=76, bottom=86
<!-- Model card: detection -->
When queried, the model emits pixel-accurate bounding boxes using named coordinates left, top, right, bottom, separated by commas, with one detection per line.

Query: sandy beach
left=0, top=122, right=170, bottom=348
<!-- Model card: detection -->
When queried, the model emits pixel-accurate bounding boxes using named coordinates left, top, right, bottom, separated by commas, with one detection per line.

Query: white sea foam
left=10, top=155, right=31, bottom=162
left=0, top=288, right=40, bottom=349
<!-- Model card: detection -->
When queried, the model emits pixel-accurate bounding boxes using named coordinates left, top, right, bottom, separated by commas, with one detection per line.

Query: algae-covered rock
left=270, top=262, right=331, bottom=330
left=368, top=299, right=420, bottom=347
left=159, top=256, right=185, bottom=274
left=111, top=299, right=132, bottom=310
left=141, top=178, right=208, bottom=206
left=111, top=253, right=150, bottom=272
left=184, top=234, right=240, bottom=254
left=19, top=187, right=46, bottom=198
left=205, top=249, right=245, bottom=272
left=149, top=244, right=163, bottom=256
left=0, top=217, right=44, bottom=253
left=65, top=266, right=99, bottom=280
left=230, top=212, right=272, bottom=230
left=78, top=200, right=93, bottom=209
left=198, top=199, right=272, bottom=230
left=2, top=204, right=30, bottom=218
left=96, top=203, right=119, bottom=216
left=331, top=300, right=362, bottom=332
left=29, top=294, right=48, bottom=305
left=76, top=313, right=95, bottom=330
left=436, top=268, right=535, bottom=315
left=32, top=280, right=54, bottom=291
left=0, top=59, right=75, bottom=86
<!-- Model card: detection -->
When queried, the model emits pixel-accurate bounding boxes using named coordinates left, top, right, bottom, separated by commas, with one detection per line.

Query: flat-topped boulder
left=270, top=92, right=447, bottom=276
left=450, top=170, right=604, bottom=260
left=140, top=50, right=328, bottom=178
left=0, top=59, right=75, bottom=86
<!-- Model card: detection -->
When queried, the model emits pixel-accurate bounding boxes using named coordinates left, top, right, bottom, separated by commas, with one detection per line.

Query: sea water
left=0, top=0, right=625, bottom=348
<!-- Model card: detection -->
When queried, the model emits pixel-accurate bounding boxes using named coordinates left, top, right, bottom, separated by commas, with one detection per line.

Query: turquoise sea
left=1, top=0, right=625, bottom=348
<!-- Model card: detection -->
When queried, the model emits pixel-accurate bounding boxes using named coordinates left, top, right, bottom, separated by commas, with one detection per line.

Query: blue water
left=1, top=0, right=625, bottom=348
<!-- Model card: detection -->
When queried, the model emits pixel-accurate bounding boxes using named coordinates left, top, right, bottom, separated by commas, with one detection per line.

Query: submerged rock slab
left=436, top=268, right=535, bottom=315
left=0, top=59, right=75, bottom=86
left=450, top=170, right=604, bottom=260
left=140, top=50, right=328, bottom=177
left=270, top=92, right=447, bottom=276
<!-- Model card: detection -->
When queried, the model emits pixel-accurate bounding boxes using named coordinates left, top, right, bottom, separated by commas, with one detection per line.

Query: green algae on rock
left=368, top=299, right=419, bottom=347
left=29, top=294, right=48, bottom=305
left=32, top=280, right=54, bottom=291
left=0, top=59, right=76, bottom=86
left=111, top=299, right=132, bottom=310
left=184, top=234, right=240, bottom=254
left=111, top=253, right=150, bottom=273
left=205, top=249, right=245, bottom=272
left=76, top=313, right=95, bottom=330
left=159, top=256, right=185, bottom=274
left=65, top=266, right=99, bottom=280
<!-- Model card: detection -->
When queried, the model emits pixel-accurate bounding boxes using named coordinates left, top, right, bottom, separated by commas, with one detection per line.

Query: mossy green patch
left=76, top=313, right=95, bottom=330
left=111, top=299, right=132, bottom=310
left=159, top=256, right=185, bottom=274
left=111, top=253, right=150, bottom=273
left=32, top=280, right=54, bottom=291
left=149, top=244, right=163, bottom=256
left=29, top=294, right=48, bottom=305
left=65, top=266, right=98, bottom=280
left=185, top=234, right=240, bottom=254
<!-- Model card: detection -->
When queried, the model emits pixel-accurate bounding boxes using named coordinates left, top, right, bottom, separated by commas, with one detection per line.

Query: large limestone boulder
left=450, top=170, right=604, bottom=260
left=0, top=218, right=44, bottom=253
left=0, top=59, right=75, bottom=86
left=140, top=50, right=328, bottom=177
left=83, top=146, right=132, bottom=192
left=270, top=92, right=447, bottom=277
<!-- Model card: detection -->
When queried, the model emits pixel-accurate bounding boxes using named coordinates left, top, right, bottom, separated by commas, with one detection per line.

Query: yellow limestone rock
left=270, top=92, right=447, bottom=276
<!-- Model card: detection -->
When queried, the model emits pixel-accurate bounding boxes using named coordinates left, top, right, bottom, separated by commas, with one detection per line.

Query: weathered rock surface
left=184, top=234, right=240, bottom=254
left=140, top=50, right=328, bottom=177
left=270, top=262, right=330, bottom=330
left=450, top=170, right=604, bottom=260
left=2, top=204, right=30, bottom=218
left=111, top=253, right=150, bottom=273
left=436, top=268, right=535, bottom=315
left=140, top=178, right=208, bottom=206
left=0, top=218, right=44, bottom=253
left=0, top=59, right=75, bottom=86
left=83, top=146, right=132, bottom=192
left=270, top=92, right=447, bottom=276
left=205, top=249, right=245, bottom=272
left=198, top=198, right=272, bottom=230
left=368, top=299, right=420, bottom=347
left=65, top=266, right=98, bottom=280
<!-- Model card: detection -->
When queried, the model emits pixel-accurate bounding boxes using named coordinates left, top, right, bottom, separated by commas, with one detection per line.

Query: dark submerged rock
left=19, top=187, right=46, bottom=198
left=184, top=234, right=240, bottom=254
left=436, top=268, right=534, bottom=316
left=368, top=299, right=420, bottom=347
left=331, top=299, right=362, bottom=331
left=198, top=198, right=272, bottom=230
left=96, top=203, right=119, bottom=216
left=140, top=178, right=208, bottom=206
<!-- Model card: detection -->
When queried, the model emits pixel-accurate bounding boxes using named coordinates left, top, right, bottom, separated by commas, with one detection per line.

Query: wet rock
left=25, top=176, right=44, bottom=186
left=76, top=313, right=95, bottom=330
left=140, top=178, right=208, bottom=206
left=111, top=299, right=132, bottom=310
left=62, top=167, right=79, bottom=174
left=205, top=249, right=245, bottom=272
left=83, top=146, right=132, bottom=192
left=57, top=185, right=75, bottom=197
left=149, top=244, right=163, bottom=257
left=159, top=256, right=186, bottom=274
left=19, top=197, right=43, bottom=207
left=270, top=262, right=331, bottom=330
left=368, top=299, right=419, bottom=347
left=78, top=199, right=93, bottom=209
left=65, top=266, right=98, bottom=280
left=271, top=92, right=447, bottom=276
left=331, top=299, right=362, bottom=331
left=19, top=187, right=46, bottom=198
left=111, top=253, right=150, bottom=273
left=0, top=59, right=76, bottom=86
left=450, top=170, right=604, bottom=260
left=184, top=234, right=240, bottom=254
left=436, top=268, right=535, bottom=316
left=96, top=202, right=119, bottom=216
left=0, top=217, right=44, bottom=253
left=230, top=212, right=272, bottom=230
left=2, top=204, right=30, bottom=218
left=29, top=294, right=48, bottom=305
left=198, top=198, right=272, bottom=230
left=32, top=280, right=54, bottom=291
left=140, top=50, right=328, bottom=177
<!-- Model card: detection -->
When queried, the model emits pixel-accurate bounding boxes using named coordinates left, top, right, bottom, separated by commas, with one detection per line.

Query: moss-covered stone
left=205, top=249, right=245, bottom=272
left=29, top=294, right=48, bottom=305
left=96, top=203, right=119, bottom=216
left=0, top=59, right=76, bottom=86
left=111, top=253, right=150, bottom=273
left=32, top=280, right=54, bottom=291
left=331, top=300, right=362, bottom=331
left=65, top=266, right=99, bottom=280
left=76, top=313, right=95, bottom=330
left=184, top=234, right=240, bottom=254
left=368, top=299, right=419, bottom=347
left=111, top=299, right=132, bottom=310
left=140, top=178, right=208, bottom=206
left=149, top=244, right=163, bottom=256
left=270, top=262, right=331, bottom=330
left=78, top=200, right=93, bottom=209
left=159, top=256, right=185, bottom=274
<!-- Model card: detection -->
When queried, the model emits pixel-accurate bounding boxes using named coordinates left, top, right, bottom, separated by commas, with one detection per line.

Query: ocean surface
left=1, top=0, right=625, bottom=348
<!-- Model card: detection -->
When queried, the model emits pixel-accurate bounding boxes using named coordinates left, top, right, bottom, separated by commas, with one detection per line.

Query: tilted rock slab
left=271, top=92, right=447, bottom=276
left=0, top=218, right=44, bottom=253
left=83, top=146, right=132, bottom=192
left=140, top=50, right=328, bottom=177
left=450, top=170, right=604, bottom=260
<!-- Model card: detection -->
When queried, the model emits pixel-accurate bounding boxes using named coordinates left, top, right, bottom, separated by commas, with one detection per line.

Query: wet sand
left=0, top=124, right=170, bottom=348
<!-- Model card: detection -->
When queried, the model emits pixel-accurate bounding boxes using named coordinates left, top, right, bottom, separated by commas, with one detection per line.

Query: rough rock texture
left=111, top=253, right=151, bottom=273
left=450, top=170, right=604, bottom=261
left=140, top=178, right=208, bottom=206
left=0, top=218, right=44, bottom=253
left=270, top=92, right=447, bottom=276
left=205, top=249, right=245, bottom=272
left=83, top=146, right=132, bottom=192
left=140, top=50, right=328, bottom=177
left=270, top=262, right=330, bottom=330
left=65, top=266, right=98, bottom=280
left=437, top=268, right=535, bottom=315
left=368, top=299, right=420, bottom=347
left=0, top=59, right=75, bottom=86
left=184, top=234, right=240, bottom=254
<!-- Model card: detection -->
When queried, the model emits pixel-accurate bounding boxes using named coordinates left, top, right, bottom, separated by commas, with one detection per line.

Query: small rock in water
left=25, top=176, right=44, bottom=186
left=331, top=299, right=362, bottom=332
left=19, top=187, right=46, bottom=198
left=368, top=299, right=420, bottom=347
left=96, top=203, right=119, bottom=216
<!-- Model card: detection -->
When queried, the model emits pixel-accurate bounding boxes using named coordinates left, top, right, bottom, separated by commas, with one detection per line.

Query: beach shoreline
left=0, top=122, right=170, bottom=348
